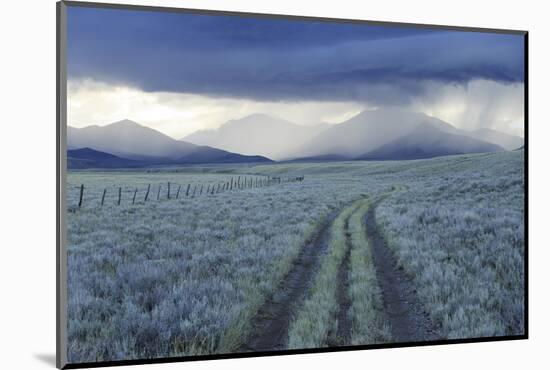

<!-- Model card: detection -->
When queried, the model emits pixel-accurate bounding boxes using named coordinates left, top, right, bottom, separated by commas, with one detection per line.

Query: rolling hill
left=67, top=148, right=144, bottom=169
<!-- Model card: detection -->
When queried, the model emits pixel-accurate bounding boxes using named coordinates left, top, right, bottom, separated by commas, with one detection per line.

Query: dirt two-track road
left=241, top=194, right=439, bottom=352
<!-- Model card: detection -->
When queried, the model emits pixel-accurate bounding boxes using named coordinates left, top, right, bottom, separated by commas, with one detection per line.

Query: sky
left=67, top=5, right=525, bottom=138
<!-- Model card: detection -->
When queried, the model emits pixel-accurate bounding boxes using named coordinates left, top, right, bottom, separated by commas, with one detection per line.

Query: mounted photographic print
left=56, top=1, right=528, bottom=368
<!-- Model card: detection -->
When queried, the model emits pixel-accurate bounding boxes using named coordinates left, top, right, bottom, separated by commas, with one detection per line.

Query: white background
left=0, top=0, right=547, bottom=369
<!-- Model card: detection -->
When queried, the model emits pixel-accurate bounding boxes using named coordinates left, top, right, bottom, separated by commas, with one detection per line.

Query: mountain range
left=67, top=119, right=272, bottom=169
left=293, top=108, right=512, bottom=160
left=67, top=110, right=524, bottom=169
left=183, top=113, right=329, bottom=160
left=359, top=121, right=503, bottom=160
left=184, top=109, right=522, bottom=161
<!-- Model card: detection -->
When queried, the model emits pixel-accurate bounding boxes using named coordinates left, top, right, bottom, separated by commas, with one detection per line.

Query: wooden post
left=117, top=187, right=121, bottom=205
left=167, top=182, right=171, bottom=199
left=78, top=184, right=84, bottom=208
left=132, top=188, right=137, bottom=204
left=186, top=184, right=190, bottom=196
left=217, top=183, right=221, bottom=193
left=237, top=176, right=240, bottom=188
left=157, top=185, right=161, bottom=200
left=200, top=185, right=203, bottom=195
left=176, top=185, right=181, bottom=199
left=206, top=184, right=210, bottom=194
left=230, top=177, right=233, bottom=190
left=192, top=185, right=196, bottom=196
left=101, top=188, right=106, bottom=206
left=144, top=184, right=151, bottom=202
left=211, top=185, right=215, bottom=195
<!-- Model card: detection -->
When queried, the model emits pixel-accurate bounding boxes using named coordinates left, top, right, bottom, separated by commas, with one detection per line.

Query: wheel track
left=330, top=211, right=353, bottom=346
left=239, top=208, right=341, bottom=352
left=365, top=199, right=440, bottom=342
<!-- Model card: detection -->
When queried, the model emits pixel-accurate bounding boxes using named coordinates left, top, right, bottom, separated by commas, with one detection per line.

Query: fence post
left=200, top=185, right=203, bottom=195
left=144, top=184, right=150, bottom=202
left=157, top=185, right=161, bottom=200
left=217, top=183, right=220, bottom=193
left=101, top=188, right=106, bottom=206
left=78, top=184, right=84, bottom=208
left=132, top=188, right=137, bottom=204
left=237, top=176, right=240, bottom=188
left=118, top=187, right=121, bottom=206
left=167, top=182, right=171, bottom=199
left=176, top=185, right=181, bottom=199
left=186, top=184, right=190, bottom=197
left=192, top=185, right=196, bottom=196
left=206, top=184, right=210, bottom=194
left=211, top=185, right=215, bottom=195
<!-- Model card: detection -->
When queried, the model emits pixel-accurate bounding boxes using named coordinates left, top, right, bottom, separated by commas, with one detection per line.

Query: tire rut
left=365, top=199, right=440, bottom=343
left=330, top=213, right=353, bottom=346
left=239, top=208, right=341, bottom=352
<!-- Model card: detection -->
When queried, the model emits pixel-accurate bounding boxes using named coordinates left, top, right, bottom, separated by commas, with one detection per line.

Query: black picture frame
left=56, top=1, right=528, bottom=368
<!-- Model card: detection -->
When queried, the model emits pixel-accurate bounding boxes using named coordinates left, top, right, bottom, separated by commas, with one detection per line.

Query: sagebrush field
left=66, top=151, right=524, bottom=362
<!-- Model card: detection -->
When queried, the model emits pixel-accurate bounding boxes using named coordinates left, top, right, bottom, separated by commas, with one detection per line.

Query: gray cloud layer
left=68, top=7, right=524, bottom=104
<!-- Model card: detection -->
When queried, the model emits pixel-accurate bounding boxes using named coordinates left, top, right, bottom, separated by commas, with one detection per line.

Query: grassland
left=66, top=150, right=525, bottom=363
left=375, top=152, right=525, bottom=338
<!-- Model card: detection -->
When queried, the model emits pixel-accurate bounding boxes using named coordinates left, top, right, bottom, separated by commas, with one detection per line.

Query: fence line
left=71, top=175, right=305, bottom=208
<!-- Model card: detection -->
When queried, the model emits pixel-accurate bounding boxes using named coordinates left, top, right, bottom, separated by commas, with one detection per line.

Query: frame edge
left=57, top=1, right=68, bottom=369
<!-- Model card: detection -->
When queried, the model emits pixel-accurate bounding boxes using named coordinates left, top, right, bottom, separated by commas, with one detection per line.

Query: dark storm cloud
left=67, top=6, right=524, bottom=103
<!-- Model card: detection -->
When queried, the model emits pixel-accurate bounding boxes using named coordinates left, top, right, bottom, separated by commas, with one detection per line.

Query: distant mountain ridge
left=359, top=122, right=503, bottom=160
left=67, top=119, right=272, bottom=168
left=467, top=128, right=524, bottom=150
left=68, top=111, right=523, bottom=168
left=183, top=113, right=329, bottom=160
left=69, top=120, right=199, bottom=159
left=290, top=108, right=513, bottom=161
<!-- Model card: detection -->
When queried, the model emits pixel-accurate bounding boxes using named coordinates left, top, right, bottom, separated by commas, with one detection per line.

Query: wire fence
left=69, top=175, right=305, bottom=210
